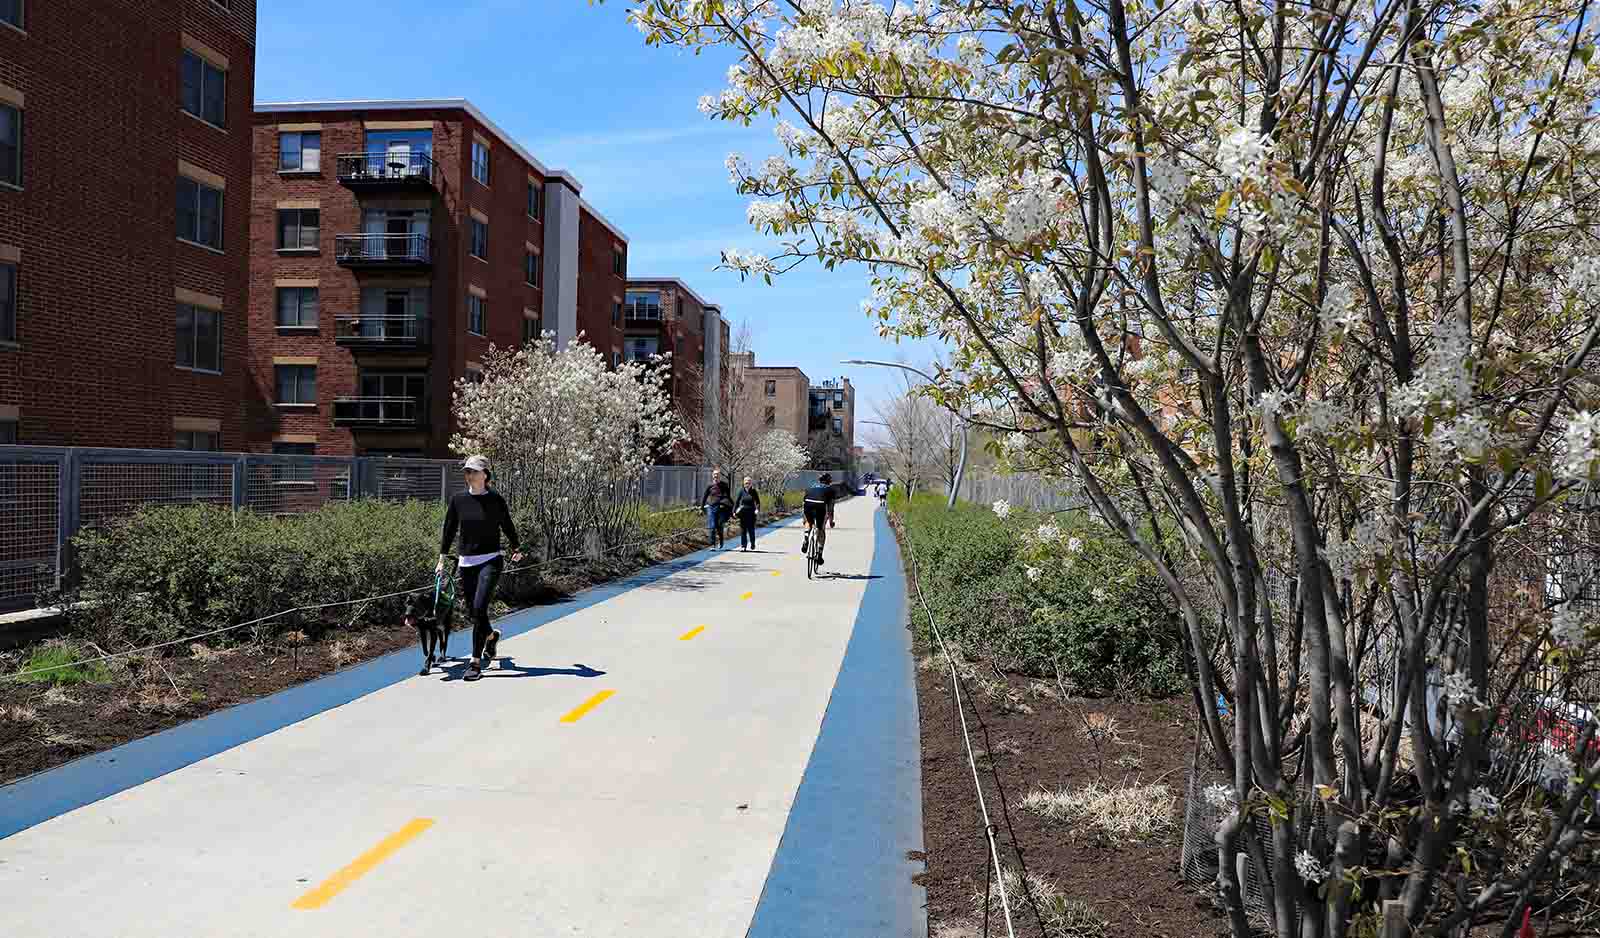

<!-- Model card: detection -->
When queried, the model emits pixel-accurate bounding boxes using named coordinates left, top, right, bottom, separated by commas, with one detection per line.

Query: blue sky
left=256, top=0, right=946, bottom=443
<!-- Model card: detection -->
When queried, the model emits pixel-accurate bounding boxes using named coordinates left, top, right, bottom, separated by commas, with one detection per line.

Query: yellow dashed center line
left=771, top=571, right=781, bottom=577
left=560, top=690, right=616, bottom=723
left=291, top=818, right=434, bottom=910
left=740, top=591, right=754, bottom=600
left=679, top=626, right=706, bottom=641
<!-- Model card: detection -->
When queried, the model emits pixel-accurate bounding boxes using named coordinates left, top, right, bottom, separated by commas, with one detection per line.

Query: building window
left=275, top=364, right=316, bottom=404
left=175, top=430, right=220, bottom=451
left=765, top=380, right=776, bottom=397
left=276, top=287, right=319, bottom=329
left=277, top=209, right=320, bottom=251
left=272, top=442, right=315, bottom=484
left=279, top=131, right=321, bottom=172
left=175, top=304, right=221, bottom=373
left=626, top=337, right=659, bottom=362
left=470, top=218, right=488, bottom=260
left=177, top=176, right=223, bottom=250
left=834, top=391, right=844, bottom=404
left=527, top=182, right=542, bottom=219
left=467, top=294, right=486, bottom=335
left=1, top=0, right=22, bottom=29
left=612, top=247, right=625, bottom=276
left=525, top=250, right=541, bottom=287
left=522, top=316, right=540, bottom=345
left=471, top=140, right=490, bottom=185
left=624, top=291, right=662, bottom=320
left=465, top=367, right=485, bottom=386
left=0, top=262, right=14, bottom=343
left=833, top=417, right=843, bottom=434
left=0, top=418, right=14, bottom=444
left=612, top=302, right=621, bottom=327
left=0, top=104, right=19, bottom=188
left=180, top=49, right=227, bottom=128
left=764, top=406, right=776, bottom=428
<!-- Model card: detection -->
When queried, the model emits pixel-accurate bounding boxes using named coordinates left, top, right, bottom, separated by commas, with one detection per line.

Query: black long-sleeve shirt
left=735, top=487, right=761, bottom=517
left=440, top=489, right=520, bottom=556
left=700, top=480, right=732, bottom=509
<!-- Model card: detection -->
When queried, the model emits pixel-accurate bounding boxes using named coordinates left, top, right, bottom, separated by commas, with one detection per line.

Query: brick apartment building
left=623, top=277, right=727, bottom=459
left=248, top=98, right=631, bottom=458
left=729, top=352, right=810, bottom=445
left=0, top=0, right=256, bottom=448
left=808, top=376, right=856, bottom=467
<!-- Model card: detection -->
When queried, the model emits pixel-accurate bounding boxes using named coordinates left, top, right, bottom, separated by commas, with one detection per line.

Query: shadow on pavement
left=438, top=659, right=606, bottom=682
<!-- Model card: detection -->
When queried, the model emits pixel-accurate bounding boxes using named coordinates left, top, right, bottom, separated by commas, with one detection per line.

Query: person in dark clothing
left=699, top=468, right=733, bottom=548
left=436, top=455, right=523, bottom=682
left=802, top=473, right=837, bottom=566
left=735, top=476, right=761, bottom=551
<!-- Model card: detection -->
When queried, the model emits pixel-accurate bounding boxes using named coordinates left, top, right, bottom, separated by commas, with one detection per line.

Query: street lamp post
left=842, top=359, right=967, bottom=509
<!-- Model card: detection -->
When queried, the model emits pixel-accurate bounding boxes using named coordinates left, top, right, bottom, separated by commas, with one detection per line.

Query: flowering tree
left=628, top=0, right=1600, bottom=934
left=451, top=333, right=683, bottom=557
left=747, top=427, right=811, bottom=503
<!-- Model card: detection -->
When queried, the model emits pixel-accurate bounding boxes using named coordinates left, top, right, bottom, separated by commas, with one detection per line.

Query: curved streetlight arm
left=841, top=359, right=968, bottom=509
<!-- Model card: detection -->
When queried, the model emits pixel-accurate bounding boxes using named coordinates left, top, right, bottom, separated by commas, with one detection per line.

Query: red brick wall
left=577, top=207, right=625, bottom=361
left=0, top=0, right=254, bottom=449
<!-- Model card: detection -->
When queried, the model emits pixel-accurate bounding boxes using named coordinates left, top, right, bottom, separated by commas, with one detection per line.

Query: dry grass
left=972, top=868, right=1110, bottom=938
left=135, top=683, right=186, bottom=714
left=1, top=704, right=41, bottom=724
left=1020, top=782, right=1178, bottom=840
left=39, top=685, right=81, bottom=707
left=327, top=640, right=352, bottom=668
left=189, top=642, right=237, bottom=663
left=42, top=730, right=89, bottom=749
left=1114, top=752, right=1146, bottom=771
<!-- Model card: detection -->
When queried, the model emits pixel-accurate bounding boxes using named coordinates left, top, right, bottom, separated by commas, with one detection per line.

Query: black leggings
left=738, top=512, right=757, bottom=548
left=458, top=556, right=504, bottom=660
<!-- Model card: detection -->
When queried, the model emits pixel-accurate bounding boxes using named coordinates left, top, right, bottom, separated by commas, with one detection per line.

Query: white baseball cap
left=461, top=455, right=490, bottom=472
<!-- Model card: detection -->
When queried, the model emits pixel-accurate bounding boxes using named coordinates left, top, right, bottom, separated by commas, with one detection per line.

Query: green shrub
left=59, top=500, right=445, bottom=650
left=895, top=493, right=1183, bottom=697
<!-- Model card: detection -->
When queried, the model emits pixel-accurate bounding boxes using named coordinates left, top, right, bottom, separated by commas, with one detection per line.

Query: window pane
left=0, top=263, right=13, bottom=343
left=279, top=132, right=302, bottom=170
left=277, top=210, right=293, bottom=248
left=302, top=133, right=320, bottom=171
left=301, top=366, right=316, bottom=402
left=196, top=309, right=219, bottom=372
left=181, top=52, right=202, bottom=118
left=198, top=185, right=222, bottom=249
left=301, top=288, right=318, bottom=323
left=0, top=419, right=14, bottom=444
left=175, top=432, right=191, bottom=450
left=0, top=0, right=21, bottom=28
left=176, top=304, right=194, bottom=367
left=301, top=209, right=319, bottom=249
left=202, top=63, right=226, bottom=127
left=0, top=105, right=17, bottom=187
left=176, top=177, right=197, bottom=241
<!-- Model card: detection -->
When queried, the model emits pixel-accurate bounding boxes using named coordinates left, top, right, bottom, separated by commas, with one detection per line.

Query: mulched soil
left=0, top=509, right=801, bottom=787
left=915, top=648, right=1232, bottom=938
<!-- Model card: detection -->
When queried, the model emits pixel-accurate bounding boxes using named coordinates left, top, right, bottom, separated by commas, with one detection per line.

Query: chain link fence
left=958, top=472, right=1088, bottom=513
left=0, top=445, right=822, bottom=610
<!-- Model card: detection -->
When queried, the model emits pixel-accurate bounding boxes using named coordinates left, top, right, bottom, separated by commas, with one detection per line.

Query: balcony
left=334, top=316, right=432, bottom=352
left=332, top=397, right=427, bottom=429
left=335, top=233, right=432, bottom=270
left=623, top=304, right=666, bottom=331
left=336, top=152, right=437, bottom=192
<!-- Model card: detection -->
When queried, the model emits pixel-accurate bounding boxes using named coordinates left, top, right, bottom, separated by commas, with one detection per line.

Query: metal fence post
left=231, top=455, right=248, bottom=510
left=56, top=448, right=82, bottom=593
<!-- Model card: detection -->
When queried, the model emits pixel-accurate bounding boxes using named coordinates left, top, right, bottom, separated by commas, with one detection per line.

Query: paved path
left=0, top=497, right=924, bottom=937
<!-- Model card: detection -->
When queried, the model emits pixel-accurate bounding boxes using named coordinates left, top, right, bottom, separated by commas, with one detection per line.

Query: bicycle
left=806, top=520, right=825, bottom=579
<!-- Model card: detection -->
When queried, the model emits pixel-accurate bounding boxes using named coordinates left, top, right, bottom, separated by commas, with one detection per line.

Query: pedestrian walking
left=699, top=467, right=733, bottom=548
left=735, top=476, right=761, bottom=551
left=436, top=455, right=523, bottom=682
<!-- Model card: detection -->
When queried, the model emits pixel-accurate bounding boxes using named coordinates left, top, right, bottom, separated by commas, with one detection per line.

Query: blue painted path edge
left=0, top=515, right=804, bottom=841
left=745, top=505, right=927, bottom=938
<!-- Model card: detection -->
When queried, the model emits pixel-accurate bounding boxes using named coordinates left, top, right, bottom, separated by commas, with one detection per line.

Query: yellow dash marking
left=679, top=626, right=706, bottom=641
left=560, top=690, right=616, bottom=723
left=771, top=571, right=782, bottom=577
left=740, top=591, right=754, bottom=600
left=291, top=818, right=434, bottom=910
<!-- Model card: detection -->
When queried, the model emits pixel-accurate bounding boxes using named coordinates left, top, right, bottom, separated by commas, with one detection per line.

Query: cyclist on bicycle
left=802, top=473, right=837, bottom=568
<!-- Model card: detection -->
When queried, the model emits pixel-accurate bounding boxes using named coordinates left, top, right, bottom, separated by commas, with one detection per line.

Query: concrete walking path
left=0, top=497, right=924, bottom=937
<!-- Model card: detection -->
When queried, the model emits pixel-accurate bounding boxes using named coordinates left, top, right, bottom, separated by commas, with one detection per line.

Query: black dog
left=403, top=592, right=455, bottom=675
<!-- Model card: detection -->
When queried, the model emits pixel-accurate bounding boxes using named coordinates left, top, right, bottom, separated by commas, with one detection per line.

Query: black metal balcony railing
left=624, top=304, right=663, bottom=321
left=332, top=396, right=426, bottom=428
left=336, top=151, right=437, bottom=188
left=335, top=233, right=432, bottom=268
left=334, top=316, right=432, bottom=349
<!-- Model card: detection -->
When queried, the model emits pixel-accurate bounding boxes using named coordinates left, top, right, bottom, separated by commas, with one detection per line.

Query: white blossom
left=1557, top=411, right=1600, bottom=480
left=992, top=499, right=1012, bottom=519
left=1258, top=389, right=1291, bottom=418
left=1439, top=671, right=1485, bottom=709
left=1550, top=605, right=1592, bottom=648
left=1067, top=537, right=1084, bottom=554
left=1216, top=125, right=1273, bottom=186
left=1540, top=751, right=1575, bottom=788
left=1294, top=851, right=1329, bottom=883
left=1203, top=783, right=1234, bottom=809
left=1036, top=523, right=1061, bottom=543
left=1091, top=586, right=1109, bottom=602
left=1026, top=566, right=1042, bottom=581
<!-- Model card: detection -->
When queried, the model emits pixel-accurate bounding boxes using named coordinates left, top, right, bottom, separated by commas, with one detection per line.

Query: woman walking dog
left=437, top=455, right=523, bottom=682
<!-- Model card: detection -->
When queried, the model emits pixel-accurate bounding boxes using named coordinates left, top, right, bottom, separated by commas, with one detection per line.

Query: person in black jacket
left=699, top=468, right=733, bottom=548
left=436, top=455, right=523, bottom=682
left=735, top=476, right=761, bottom=551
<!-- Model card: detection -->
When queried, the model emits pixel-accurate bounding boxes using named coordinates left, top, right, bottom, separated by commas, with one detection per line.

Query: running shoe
left=484, top=628, right=502, bottom=662
left=464, top=660, right=483, bottom=681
